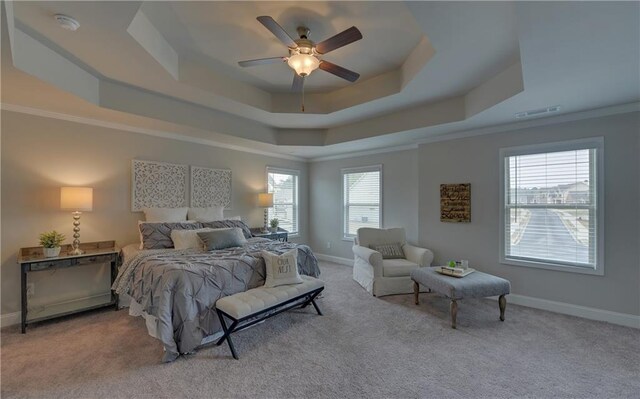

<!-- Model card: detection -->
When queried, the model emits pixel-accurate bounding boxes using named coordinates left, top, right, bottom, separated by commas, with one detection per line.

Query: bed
left=112, top=223, right=320, bottom=362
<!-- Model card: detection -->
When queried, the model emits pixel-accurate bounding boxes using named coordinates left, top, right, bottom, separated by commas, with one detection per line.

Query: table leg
left=111, top=259, right=119, bottom=311
left=413, top=281, right=420, bottom=305
left=21, top=264, right=27, bottom=333
left=499, top=294, right=507, bottom=321
left=450, top=299, right=458, bottom=329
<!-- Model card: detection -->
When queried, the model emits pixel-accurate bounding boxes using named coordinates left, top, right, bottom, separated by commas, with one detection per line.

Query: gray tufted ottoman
left=411, top=267, right=511, bottom=328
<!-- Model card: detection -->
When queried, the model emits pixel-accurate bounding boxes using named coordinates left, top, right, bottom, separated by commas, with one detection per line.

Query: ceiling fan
left=238, top=16, right=363, bottom=93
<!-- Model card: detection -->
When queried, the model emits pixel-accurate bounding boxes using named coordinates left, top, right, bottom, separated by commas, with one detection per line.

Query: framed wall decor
left=190, top=166, right=232, bottom=209
left=131, top=160, right=189, bottom=211
left=440, top=183, right=471, bottom=223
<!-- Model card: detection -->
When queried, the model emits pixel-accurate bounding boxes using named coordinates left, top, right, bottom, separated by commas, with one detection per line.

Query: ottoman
left=411, top=267, right=511, bottom=328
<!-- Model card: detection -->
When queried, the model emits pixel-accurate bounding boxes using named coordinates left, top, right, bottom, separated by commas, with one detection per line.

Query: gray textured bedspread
left=112, top=239, right=320, bottom=362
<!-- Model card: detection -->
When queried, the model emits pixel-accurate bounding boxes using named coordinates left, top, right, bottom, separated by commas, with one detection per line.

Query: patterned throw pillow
left=197, top=228, right=248, bottom=251
left=200, top=219, right=253, bottom=239
left=262, top=249, right=303, bottom=288
left=139, top=222, right=203, bottom=249
left=370, top=243, right=405, bottom=259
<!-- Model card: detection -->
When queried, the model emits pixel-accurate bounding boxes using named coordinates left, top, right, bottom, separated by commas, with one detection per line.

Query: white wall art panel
left=131, top=159, right=188, bottom=211
left=190, top=166, right=232, bottom=209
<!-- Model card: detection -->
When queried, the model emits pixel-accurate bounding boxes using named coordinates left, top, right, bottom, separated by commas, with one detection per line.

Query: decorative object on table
left=131, top=159, right=188, bottom=211
left=60, top=186, right=93, bottom=255
left=190, top=166, right=232, bottom=209
left=440, top=183, right=471, bottom=223
left=269, top=218, right=279, bottom=233
left=38, top=231, right=65, bottom=257
left=257, top=193, right=274, bottom=233
left=437, top=265, right=476, bottom=278
left=250, top=227, right=289, bottom=242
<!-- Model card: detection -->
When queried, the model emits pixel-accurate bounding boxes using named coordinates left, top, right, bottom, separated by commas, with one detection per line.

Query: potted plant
left=269, top=218, right=279, bottom=233
left=39, top=231, right=65, bottom=257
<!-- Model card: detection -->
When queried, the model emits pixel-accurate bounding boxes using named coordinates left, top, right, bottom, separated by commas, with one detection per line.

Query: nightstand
left=250, top=228, right=289, bottom=242
left=17, top=241, right=119, bottom=333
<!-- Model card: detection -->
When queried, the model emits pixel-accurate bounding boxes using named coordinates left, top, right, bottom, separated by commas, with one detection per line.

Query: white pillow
left=143, top=207, right=188, bottom=222
left=262, top=249, right=303, bottom=288
left=187, top=206, right=225, bottom=222
left=227, top=215, right=242, bottom=221
left=170, top=228, right=217, bottom=250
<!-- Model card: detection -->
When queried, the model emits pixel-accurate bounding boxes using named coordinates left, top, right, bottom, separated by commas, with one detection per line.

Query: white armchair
left=352, top=227, right=434, bottom=296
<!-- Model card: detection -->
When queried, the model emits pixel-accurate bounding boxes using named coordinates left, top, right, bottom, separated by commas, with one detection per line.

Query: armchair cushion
left=369, top=243, right=405, bottom=259
left=382, top=259, right=420, bottom=277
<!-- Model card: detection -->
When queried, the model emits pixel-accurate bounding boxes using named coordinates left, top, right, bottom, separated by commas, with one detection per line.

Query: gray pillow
left=370, top=243, right=405, bottom=259
left=198, top=228, right=248, bottom=251
left=139, top=222, right=203, bottom=249
left=200, top=219, right=253, bottom=239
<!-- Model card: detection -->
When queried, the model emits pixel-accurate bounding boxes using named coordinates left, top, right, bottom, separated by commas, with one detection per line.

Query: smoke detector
left=515, top=105, right=561, bottom=119
left=54, top=14, right=80, bottom=31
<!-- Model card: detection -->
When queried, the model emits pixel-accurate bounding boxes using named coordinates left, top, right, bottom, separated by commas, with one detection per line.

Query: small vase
left=43, top=247, right=61, bottom=258
left=270, top=227, right=278, bottom=233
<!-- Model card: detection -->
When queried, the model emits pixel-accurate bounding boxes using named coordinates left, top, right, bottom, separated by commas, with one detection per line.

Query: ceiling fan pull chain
left=301, top=78, right=305, bottom=112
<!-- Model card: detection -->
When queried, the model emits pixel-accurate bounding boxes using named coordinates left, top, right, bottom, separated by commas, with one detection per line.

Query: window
left=342, top=165, right=382, bottom=239
left=267, top=167, right=299, bottom=235
left=499, top=138, right=604, bottom=275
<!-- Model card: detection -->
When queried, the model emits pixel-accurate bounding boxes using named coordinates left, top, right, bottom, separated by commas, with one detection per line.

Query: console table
left=17, top=241, right=119, bottom=333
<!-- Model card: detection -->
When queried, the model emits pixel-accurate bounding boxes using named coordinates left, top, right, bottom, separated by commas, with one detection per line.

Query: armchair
left=352, top=227, right=434, bottom=296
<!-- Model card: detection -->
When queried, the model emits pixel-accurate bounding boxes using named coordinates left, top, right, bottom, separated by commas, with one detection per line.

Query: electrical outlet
left=26, top=283, right=35, bottom=297
left=326, top=241, right=331, bottom=249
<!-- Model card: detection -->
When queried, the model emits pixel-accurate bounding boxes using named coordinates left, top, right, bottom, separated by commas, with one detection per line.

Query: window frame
left=498, top=137, right=604, bottom=275
left=342, top=165, right=383, bottom=240
left=266, top=167, right=300, bottom=237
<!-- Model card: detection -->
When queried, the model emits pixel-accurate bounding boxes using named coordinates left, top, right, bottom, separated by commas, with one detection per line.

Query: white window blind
left=500, top=138, right=603, bottom=273
left=343, top=165, right=382, bottom=238
left=267, top=168, right=299, bottom=235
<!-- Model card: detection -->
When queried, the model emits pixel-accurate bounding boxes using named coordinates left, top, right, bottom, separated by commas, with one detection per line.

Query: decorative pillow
left=198, top=228, right=248, bottom=251
left=370, top=243, right=405, bottom=259
left=201, top=219, right=253, bottom=239
left=139, top=222, right=203, bottom=249
left=171, top=228, right=218, bottom=250
left=143, top=207, right=188, bottom=222
left=262, top=249, right=303, bottom=288
left=187, top=206, right=224, bottom=222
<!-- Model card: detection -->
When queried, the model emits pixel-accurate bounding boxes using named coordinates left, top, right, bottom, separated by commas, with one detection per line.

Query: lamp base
left=69, top=247, right=85, bottom=256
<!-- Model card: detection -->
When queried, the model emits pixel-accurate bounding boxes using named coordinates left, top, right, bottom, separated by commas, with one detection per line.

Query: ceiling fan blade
left=238, top=57, right=286, bottom=67
left=292, top=73, right=305, bottom=92
left=257, top=16, right=298, bottom=48
left=319, top=61, right=360, bottom=82
left=315, top=26, right=362, bottom=54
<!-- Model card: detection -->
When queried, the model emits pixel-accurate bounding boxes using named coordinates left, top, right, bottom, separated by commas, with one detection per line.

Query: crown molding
left=0, top=103, right=306, bottom=162
left=309, top=144, right=419, bottom=162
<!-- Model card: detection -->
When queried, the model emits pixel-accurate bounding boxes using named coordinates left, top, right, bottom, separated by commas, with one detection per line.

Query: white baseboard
left=491, top=293, right=640, bottom=329
left=315, top=253, right=353, bottom=266
left=1, top=312, right=21, bottom=327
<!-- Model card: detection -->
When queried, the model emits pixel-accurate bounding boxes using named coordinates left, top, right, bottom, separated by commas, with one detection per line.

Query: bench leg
left=217, top=311, right=239, bottom=360
left=414, top=281, right=420, bottom=305
left=499, top=294, right=507, bottom=321
left=450, top=299, right=458, bottom=329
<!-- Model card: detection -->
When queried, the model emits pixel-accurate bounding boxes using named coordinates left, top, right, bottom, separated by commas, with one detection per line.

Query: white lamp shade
left=257, top=193, right=274, bottom=208
left=60, top=187, right=93, bottom=211
left=287, top=54, right=320, bottom=77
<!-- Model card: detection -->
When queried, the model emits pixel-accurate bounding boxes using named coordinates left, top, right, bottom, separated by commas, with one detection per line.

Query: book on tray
left=438, top=266, right=475, bottom=277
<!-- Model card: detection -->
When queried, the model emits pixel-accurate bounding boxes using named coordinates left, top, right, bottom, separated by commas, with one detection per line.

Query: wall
left=309, top=149, right=419, bottom=259
left=0, top=110, right=309, bottom=316
left=418, top=112, right=640, bottom=316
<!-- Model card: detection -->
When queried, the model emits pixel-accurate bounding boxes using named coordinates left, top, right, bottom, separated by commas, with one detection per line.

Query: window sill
left=342, top=237, right=355, bottom=242
left=501, top=257, right=603, bottom=276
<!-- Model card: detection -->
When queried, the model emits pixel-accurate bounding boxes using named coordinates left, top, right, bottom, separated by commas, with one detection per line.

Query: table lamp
left=60, top=187, right=93, bottom=255
left=257, top=193, right=273, bottom=233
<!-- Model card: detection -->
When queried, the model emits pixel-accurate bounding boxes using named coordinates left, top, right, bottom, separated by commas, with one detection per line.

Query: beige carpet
left=1, top=261, right=639, bottom=399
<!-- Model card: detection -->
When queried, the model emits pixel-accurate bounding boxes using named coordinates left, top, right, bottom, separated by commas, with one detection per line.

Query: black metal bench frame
left=215, top=286, right=324, bottom=359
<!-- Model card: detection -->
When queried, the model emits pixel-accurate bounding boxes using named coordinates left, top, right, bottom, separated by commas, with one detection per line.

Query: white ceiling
left=1, top=1, right=638, bottom=159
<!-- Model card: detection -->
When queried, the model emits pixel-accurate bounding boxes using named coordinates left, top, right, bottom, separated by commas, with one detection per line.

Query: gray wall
left=418, top=112, right=639, bottom=315
left=1, top=110, right=308, bottom=315
left=309, top=149, right=419, bottom=259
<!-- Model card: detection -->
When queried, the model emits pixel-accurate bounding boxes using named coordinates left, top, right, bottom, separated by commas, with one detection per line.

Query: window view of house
left=267, top=168, right=299, bottom=235
left=343, top=166, right=381, bottom=237
left=504, top=147, right=598, bottom=269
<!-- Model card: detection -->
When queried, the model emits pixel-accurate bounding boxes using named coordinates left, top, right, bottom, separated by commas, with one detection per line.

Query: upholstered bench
left=215, top=276, right=324, bottom=359
left=411, top=267, right=510, bottom=329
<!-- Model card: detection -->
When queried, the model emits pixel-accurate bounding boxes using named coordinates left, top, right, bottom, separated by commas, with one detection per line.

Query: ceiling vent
left=54, top=14, right=80, bottom=31
left=515, top=105, right=561, bottom=119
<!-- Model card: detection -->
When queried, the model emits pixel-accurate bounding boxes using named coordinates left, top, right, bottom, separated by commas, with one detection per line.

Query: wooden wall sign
left=440, top=183, right=471, bottom=222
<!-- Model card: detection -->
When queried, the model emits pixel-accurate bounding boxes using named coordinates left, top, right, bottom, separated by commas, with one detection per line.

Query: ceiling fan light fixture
left=287, top=53, right=320, bottom=77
